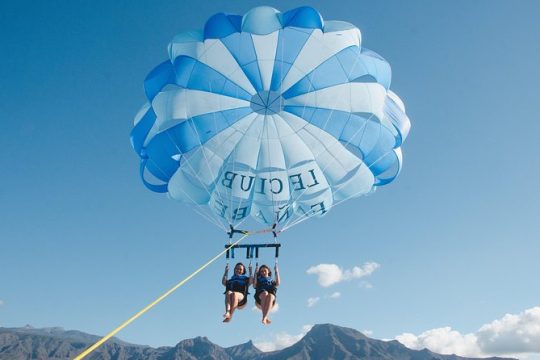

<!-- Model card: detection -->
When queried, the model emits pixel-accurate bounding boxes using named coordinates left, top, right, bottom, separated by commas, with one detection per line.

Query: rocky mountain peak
left=0, top=324, right=518, bottom=360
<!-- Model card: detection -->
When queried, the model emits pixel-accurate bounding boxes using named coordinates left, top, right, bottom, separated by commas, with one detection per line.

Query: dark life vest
left=256, top=276, right=276, bottom=293
left=226, top=274, right=250, bottom=294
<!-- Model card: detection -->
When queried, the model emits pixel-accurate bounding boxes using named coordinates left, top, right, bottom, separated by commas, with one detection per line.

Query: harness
left=256, top=276, right=276, bottom=293
left=225, top=274, right=250, bottom=295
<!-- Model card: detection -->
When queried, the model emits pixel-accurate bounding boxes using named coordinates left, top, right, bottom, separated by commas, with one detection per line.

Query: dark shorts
left=254, top=289, right=277, bottom=306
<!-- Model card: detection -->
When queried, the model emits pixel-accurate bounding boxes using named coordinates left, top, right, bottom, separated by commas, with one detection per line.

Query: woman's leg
left=224, top=291, right=244, bottom=323
left=229, top=292, right=243, bottom=316
left=259, top=291, right=275, bottom=324
left=223, top=291, right=233, bottom=321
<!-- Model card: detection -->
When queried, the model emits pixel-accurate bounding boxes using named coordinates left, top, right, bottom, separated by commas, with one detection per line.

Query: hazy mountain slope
left=0, top=324, right=517, bottom=360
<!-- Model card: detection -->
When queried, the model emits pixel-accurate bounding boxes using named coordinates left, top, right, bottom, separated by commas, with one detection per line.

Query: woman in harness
left=222, top=262, right=252, bottom=322
left=253, top=263, right=280, bottom=325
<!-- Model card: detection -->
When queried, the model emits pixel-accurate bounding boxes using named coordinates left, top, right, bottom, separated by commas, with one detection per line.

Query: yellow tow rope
left=73, top=233, right=250, bottom=360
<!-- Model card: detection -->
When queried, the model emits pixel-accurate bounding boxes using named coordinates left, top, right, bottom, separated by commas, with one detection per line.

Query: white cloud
left=395, top=306, right=540, bottom=358
left=0, top=299, right=3, bottom=306
left=344, top=263, right=380, bottom=279
left=306, top=292, right=340, bottom=308
left=306, top=264, right=342, bottom=287
left=363, top=330, right=374, bottom=337
left=251, top=302, right=279, bottom=313
left=520, top=355, right=540, bottom=360
left=254, top=325, right=313, bottom=352
left=329, top=292, right=341, bottom=299
left=306, top=262, right=380, bottom=287
left=396, top=327, right=481, bottom=357
left=307, top=297, right=320, bottom=307
left=477, top=307, right=540, bottom=353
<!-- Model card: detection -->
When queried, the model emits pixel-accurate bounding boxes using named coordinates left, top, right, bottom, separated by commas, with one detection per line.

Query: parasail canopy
left=130, top=6, right=411, bottom=232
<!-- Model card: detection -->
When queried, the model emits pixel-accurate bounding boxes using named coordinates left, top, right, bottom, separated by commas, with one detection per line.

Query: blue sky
left=1, top=0, right=540, bottom=358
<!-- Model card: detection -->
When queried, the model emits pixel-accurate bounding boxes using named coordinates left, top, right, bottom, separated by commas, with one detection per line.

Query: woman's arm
left=252, top=264, right=259, bottom=288
left=274, top=263, right=280, bottom=287
left=222, top=264, right=229, bottom=287
left=248, top=263, right=253, bottom=285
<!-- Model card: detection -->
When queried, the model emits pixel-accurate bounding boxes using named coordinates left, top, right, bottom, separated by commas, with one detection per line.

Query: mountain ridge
left=0, top=323, right=517, bottom=360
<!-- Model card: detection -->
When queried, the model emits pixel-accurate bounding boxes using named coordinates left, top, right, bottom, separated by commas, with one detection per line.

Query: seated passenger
left=222, top=262, right=251, bottom=322
left=253, top=263, right=280, bottom=324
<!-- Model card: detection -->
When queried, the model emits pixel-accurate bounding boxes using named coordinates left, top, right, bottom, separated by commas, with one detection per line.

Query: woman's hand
left=274, top=263, right=280, bottom=287
left=222, top=264, right=229, bottom=286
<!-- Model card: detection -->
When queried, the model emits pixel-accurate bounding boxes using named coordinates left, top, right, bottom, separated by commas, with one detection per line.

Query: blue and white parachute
left=131, top=6, right=410, bottom=230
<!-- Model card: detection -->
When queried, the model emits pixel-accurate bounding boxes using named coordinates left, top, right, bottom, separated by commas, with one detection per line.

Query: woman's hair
left=257, top=264, right=272, bottom=277
left=234, top=262, right=246, bottom=275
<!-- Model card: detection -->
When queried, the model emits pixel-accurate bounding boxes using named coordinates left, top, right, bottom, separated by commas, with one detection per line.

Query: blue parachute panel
left=204, top=13, right=241, bottom=39
left=221, top=33, right=263, bottom=91
left=131, top=108, right=157, bottom=156
left=283, top=47, right=391, bottom=98
left=281, top=6, right=323, bottom=29
left=173, top=56, right=252, bottom=100
left=270, top=28, right=314, bottom=92
left=144, top=61, right=175, bottom=101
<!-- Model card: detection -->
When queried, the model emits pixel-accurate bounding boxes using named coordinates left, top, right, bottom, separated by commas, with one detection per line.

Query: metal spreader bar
left=225, top=243, right=281, bottom=259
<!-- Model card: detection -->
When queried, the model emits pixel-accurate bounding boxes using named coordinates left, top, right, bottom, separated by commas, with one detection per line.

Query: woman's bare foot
left=223, top=312, right=231, bottom=322
left=262, top=317, right=272, bottom=325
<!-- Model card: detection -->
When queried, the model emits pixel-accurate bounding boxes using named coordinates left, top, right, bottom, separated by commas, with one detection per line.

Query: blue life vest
left=226, top=274, right=249, bottom=294
left=256, top=276, right=275, bottom=292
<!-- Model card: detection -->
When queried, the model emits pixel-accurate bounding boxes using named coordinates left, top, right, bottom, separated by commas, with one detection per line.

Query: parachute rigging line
left=73, top=233, right=250, bottom=360
left=142, top=147, right=227, bottom=231
left=166, top=128, right=229, bottom=231
left=281, top=112, right=376, bottom=231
